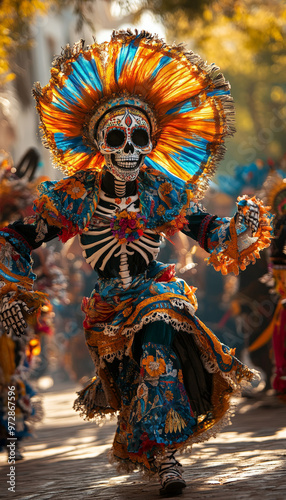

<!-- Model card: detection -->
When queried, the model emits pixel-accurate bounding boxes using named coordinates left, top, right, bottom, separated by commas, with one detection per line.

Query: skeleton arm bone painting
left=0, top=31, right=272, bottom=494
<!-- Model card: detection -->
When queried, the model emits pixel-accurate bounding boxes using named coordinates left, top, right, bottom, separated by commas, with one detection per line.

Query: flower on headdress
left=142, top=355, right=166, bottom=377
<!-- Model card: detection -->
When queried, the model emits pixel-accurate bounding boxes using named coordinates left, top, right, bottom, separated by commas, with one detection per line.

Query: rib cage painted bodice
left=79, top=172, right=161, bottom=287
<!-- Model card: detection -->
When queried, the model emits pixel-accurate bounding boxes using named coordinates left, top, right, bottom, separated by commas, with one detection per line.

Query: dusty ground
left=0, top=382, right=285, bottom=500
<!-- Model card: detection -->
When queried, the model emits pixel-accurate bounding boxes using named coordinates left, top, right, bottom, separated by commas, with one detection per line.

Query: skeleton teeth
left=116, top=161, right=138, bottom=168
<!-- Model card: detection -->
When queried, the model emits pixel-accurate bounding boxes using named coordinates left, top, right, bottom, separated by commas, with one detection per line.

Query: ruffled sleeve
left=34, top=170, right=101, bottom=243
left=182, top=197, right=272, bottom=276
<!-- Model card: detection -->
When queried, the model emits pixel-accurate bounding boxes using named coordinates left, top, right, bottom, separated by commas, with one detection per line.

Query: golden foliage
left=0, top=0, right=94, bottom=85
left=0, top=0, right=48, bottom=84
left=155, top=0, right=286, bottom=162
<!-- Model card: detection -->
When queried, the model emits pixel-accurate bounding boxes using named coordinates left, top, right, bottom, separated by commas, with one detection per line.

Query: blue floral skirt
left=74, top=261, right=257, bottom=473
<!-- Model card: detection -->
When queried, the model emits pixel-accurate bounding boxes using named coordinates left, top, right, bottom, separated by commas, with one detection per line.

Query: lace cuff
left=208, top=197, right=272, bottom=275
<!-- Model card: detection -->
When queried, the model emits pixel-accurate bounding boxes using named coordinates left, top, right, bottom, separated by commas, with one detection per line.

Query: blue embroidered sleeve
left=181, top=200, right=272, bottom=275
left=0, top=217, right=60, bottom=294
left=181, top=201, right=245, bottom=253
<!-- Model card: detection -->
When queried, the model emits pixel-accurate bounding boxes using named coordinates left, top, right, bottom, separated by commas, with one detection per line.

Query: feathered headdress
left=33, top=30, right=235, bottom=198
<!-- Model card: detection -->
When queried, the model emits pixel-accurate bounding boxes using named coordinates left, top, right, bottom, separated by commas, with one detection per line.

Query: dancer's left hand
left=236, top=198, right=260, bottom=234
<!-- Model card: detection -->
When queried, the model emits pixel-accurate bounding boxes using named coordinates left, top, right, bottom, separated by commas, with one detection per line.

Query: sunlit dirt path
left=0, top=382, right=285, bottom=500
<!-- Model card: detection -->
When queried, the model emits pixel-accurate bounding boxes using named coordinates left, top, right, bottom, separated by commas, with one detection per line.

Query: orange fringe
left=208, top=196, right=272, bottom=276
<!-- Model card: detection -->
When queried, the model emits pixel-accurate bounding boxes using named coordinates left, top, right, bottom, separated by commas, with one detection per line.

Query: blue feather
left=54, top=133, right=93, bottom=154
left=115, top=39, right=139, bottom=83
left=150, top=56, right=172, bottom=80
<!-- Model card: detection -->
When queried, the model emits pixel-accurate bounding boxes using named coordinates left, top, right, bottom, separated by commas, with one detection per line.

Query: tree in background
left=178, top=0, right=286, bottom=171
left=117, top=0, right=286, bottom=169
left=0, top=0, right=94, bottom=86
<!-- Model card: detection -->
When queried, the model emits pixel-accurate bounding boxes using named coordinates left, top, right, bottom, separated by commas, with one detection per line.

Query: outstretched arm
left=181, top=196, right=272, bottom=275
left=0, top=217, right=60, bottom=336
left=0, top=170, right=96, bottom=336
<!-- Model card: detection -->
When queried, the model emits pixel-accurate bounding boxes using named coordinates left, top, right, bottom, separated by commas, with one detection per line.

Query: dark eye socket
left=106, top=129, right=125, bottom=147
left=131, top=128, right=149, bottom=147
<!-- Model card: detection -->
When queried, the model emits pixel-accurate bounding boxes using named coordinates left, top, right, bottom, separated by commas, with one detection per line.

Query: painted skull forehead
left=95, top=106, right=153, bottom=182
left=97, top=106, right=150, bottom=134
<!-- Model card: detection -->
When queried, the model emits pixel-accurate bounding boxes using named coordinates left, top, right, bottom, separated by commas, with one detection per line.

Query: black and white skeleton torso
left=79, top=172, right=161, bottom=288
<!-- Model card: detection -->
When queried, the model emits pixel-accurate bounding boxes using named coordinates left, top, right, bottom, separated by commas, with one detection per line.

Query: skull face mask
left=96, top=107, right=153, bottom=182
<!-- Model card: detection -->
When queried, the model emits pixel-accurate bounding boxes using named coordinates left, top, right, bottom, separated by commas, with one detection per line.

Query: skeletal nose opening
left=124, top=142, right=134, bottom=154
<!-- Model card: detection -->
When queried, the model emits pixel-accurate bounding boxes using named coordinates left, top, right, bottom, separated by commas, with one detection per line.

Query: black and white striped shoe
left=158, top=450, right=186, bottom=497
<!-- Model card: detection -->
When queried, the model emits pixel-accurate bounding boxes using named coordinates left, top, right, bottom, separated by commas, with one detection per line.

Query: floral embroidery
left=142, top=355, right=166, bottom=377
left=156, top=204, right=166, bottom=216
left=137, top=383, right=148, bottom=399
left=164, top=212, right=188, bottom=237
left=207, top=196, right=272, bottom=275
left=178, top=369, right=184, bottom=384
left=111, top=343, right=197, bottom=464
left=82, top=293, right=115, bottom=326
left=123, top=306, right=133, bottom=317
left=159, top=181, right=173, bottom=196
left=54, top=178, right=86, bottom=199
left=110, top=210, right=147, bottom=244
left=165, top=390, right=174, bottom=401
left=36, top=194, right=59, bottom=214
left=66, top=180, right=86, bottom=199
left=165, top=408, right=187, bottom=433
left=35, top=218, right=48, bottom=242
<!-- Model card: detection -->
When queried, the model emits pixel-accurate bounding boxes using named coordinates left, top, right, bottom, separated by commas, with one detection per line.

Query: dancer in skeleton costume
left=0, top=32, right=272, bottom=495
left=259, top=172, right=286, bottom=401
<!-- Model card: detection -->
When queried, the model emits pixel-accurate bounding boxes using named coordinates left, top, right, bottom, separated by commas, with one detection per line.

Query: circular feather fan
left=33, top=30, right=235, bottom=198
